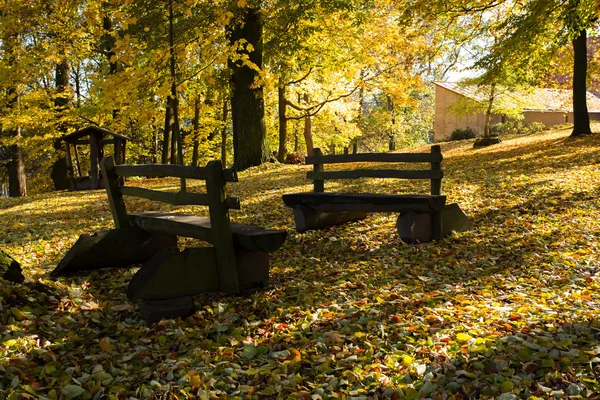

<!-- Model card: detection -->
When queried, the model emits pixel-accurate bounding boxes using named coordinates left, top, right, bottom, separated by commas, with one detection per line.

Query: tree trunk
left=303, top=112, right=313, bottom=156
left=102, top=16, right=119, bottom=120
left=229, top=7, right=268, bottom=170
left=277, top=82, right=288, bottom=162
left=168, top=0, right=183, bottom=167
left=192, top=97, right=200, bottom=166
left=3, top=28, right=26, bottom=197
left=55, top=56, right=71, bottom=135
left=8, top=143, right=26, bottom=197
left=571, top=29, right=592, bottom=136
left=162, top=101, right=172, bottom=164
left=484, top=82, right=496, bottom=138
left=221, top=98, right=229, bottom=167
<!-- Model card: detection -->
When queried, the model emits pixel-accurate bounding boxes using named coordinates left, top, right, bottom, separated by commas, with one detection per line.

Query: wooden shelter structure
left=58, top=126, right=127, bottom=190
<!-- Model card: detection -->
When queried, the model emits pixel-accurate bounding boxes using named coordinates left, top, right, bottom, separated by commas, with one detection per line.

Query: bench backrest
left=305, top=145, right=443, bottom=195
left=100, top=156, right=239, bottom=229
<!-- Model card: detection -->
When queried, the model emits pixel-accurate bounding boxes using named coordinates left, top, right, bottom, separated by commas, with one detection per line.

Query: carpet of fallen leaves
left=2, top=126, right=600, bottom=400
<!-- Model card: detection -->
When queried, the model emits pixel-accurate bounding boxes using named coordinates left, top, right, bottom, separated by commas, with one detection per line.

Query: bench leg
left=396, top=204, right=472, bottom=244
left=127, top=246, right=273, bottom=300
left=127, top=247, right=220, bottom=300
left=293, top=204, right=368, bottom=233
left=51, top=228, right=177, bottom=276
left=140, top=296, right=194, bottom=323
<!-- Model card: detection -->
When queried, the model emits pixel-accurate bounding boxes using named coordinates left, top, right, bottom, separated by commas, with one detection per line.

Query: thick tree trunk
left=571, top=29, right=592, bottom=136
left=277, top=83, right=288, bottom=162
left=3, top=30, right=26, bottom=197
left=8, top=143, right=26, bottom=197
left=229, top=7, right=268, bottom=170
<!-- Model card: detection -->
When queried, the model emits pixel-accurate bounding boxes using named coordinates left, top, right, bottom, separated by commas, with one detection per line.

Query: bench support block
left=51, top=228, right=177, bottom=276
left=397, top=203, right=473, bottom=244
left=140, top=296, right=194, bottom=323
left=293, top=204, right=368, bottom=233
left=127, top=247, right=271, bottom=301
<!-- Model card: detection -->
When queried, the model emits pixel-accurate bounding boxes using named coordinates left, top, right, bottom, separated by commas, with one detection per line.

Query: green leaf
left=61, top=385, right=86, bottom=398
left=242, top=344, right=257, bottom=359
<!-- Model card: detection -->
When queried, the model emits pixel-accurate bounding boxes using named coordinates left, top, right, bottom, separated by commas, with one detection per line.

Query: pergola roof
left=59, top=126, right=128, bottom=142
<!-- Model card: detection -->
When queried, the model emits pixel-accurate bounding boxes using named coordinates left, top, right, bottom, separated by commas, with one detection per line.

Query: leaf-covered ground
left=2, top=126, right=600, bottom=399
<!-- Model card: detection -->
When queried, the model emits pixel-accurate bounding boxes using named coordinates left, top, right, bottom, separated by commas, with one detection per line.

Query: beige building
left=434, top=82, right=600, bottom=141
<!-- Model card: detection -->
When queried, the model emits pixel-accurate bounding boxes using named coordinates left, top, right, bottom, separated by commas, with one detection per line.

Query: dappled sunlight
left=2, top=127, right=600, bottom=398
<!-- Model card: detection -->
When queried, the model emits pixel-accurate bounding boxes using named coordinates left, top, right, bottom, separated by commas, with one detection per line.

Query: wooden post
left=90, top=133, right=101, bottom=189
left=430, top=145, right=442, bottom=240
left=64, top=141, right=75, bottom=190
left=313, top=147, right=324, bottom=193
left=73, top=144, right=82, bottom=177
left=114, top=137, right=120, bottom=166
left=430, top=145, right=442, bottom=196
left=101, top=156, right=131, bottom=228
left=205, top=160, right=239, bottom=293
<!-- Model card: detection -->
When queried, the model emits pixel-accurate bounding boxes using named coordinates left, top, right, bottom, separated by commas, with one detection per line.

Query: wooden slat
left=129, top=212, right=287, bottom=252
left=114, top=164, right=209, bottom=180
left=282, top=192, right=447, bottom=213
left=205, top=160, right=239, bottom=293
left=120, top=186, right=211, bottom=206
left=313, top=148, right=325, bottom=192
left=306, top=151, right=442, bottom=165
left=113, top=163, right=239, bottom=182
left=101, top=156, right=131, bottom=228
left=307, top=169, right=443, bottom=180
left=430, top=145, right=442, bottom=196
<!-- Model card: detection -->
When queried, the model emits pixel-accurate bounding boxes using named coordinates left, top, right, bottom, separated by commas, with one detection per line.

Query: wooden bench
left=283, top=145, right=470, bottom=242
left=52, top=156, right=286, bottom=321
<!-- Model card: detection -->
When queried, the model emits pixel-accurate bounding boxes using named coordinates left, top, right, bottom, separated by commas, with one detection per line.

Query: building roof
left=59, top=126, right=128, bottom=142
left=434, top=82, right=600, bottom=113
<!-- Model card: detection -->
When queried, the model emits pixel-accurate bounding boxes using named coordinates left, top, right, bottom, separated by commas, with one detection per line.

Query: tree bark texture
left=571, top=29, right=592, bottom=136
left=277, top=83, right=288, bottom=162
left=229, top=7, right=269, bottom=170
left=162, top=101, right=172, bottom=164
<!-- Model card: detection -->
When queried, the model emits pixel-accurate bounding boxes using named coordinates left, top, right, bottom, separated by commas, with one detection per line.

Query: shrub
left=284, top=152, right=305, bottom=164
left=450, top=127, right=478, bottom=141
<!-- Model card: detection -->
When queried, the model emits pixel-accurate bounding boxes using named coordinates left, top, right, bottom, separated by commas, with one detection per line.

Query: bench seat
left=282, top=192, right=447, bottom=213
left=130, top=212, right=287, bottom=253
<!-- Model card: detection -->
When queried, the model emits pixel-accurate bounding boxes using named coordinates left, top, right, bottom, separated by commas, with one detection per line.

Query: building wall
left=434, top=85, right=501, bottom=141
left=434, top=84, right=588, bottom=141
left=522, top=111, right=567, bottom=125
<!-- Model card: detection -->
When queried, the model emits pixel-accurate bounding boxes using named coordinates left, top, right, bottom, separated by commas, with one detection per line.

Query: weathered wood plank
left=129, top=212, right=286, bottom=252
left=306, top=150, right=443, bottom=165
left=114, top=163, right=210, bottom=179
left=206, top=160, right=239, bottom=293
left=292, top=205, right=368, bottom=233
left=430, top=145, right=442, bottom=196
left=127, top=246, right=272, bottom=301
left=51, top=228, right=177, bottom=276
left=140, top=296, right=194, bottom=323
left=113, top=163, right=239, bottom=182
left=396, top=203, right=472, bottom=244
left=127, top=247, right=220, bottom=300
left=120, top=186, right=211, bottom=206
left=313, top=148, right=324, bottom=192
left=283, top=193, right=446, bottom=213
left=101, top=156, right=131, bottom=228
left=307, top=169, right=443, bottom=180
